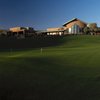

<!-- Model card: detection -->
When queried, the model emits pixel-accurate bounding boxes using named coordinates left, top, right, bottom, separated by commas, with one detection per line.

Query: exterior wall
left=47, top=27, right=64, bottom=32
left=9, top=27, right=35, bottom=38
left=64, top=20, right=86, bottom=29
left=46, top=19, right=88, bottom=35
left=63, top=20, right=87, bottom=34
left=47, top=27, right=64, bottom=35
left=10, top=27, right=25, bottom=32
left=10, top=27, right=35, bottom=33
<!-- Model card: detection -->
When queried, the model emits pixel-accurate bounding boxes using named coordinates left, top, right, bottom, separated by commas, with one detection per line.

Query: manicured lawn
left=1, top=35, right=100, bottom=100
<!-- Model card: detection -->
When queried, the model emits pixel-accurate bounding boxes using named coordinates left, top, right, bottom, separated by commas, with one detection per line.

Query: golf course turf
left=0, top=35, right=100, bottom=100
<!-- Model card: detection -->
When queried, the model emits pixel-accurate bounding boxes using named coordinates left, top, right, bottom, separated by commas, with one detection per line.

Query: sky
left=0, top=0, right=100, bottom=30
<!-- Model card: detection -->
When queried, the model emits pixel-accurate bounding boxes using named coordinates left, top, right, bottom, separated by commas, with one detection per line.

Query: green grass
left=1, top=35, right=100, bottom=100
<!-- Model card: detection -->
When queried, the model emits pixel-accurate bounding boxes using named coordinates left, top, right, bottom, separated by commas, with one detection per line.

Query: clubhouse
left=46, top=18, right=97, bottom=35
left=0, top=18, right=98, bottom=37
left=9, top=27, right=36, bottom=38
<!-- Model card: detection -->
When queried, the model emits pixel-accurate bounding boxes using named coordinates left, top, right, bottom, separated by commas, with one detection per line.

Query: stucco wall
left=10, top=27, right=26, bottom=32
left=47, top=27, right=64, bottom=31
left=64, top=20, right=87, bottom=29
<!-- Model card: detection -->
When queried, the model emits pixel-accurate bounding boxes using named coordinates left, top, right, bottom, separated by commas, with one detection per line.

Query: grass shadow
left=0, top=36, right=66, bottom=51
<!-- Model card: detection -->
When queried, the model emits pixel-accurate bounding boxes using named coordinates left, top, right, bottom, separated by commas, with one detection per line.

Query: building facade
left=47, top=18, right=87, bottom=35
left=47, top=27, right=64, bottom=36
left=63, top=18, right=87, bottom=34
left=9, top=27, right=35, bottom=38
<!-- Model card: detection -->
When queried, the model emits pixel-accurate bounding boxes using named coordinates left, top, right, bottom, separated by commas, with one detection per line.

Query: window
left=71, top=24, right=80, bottom=34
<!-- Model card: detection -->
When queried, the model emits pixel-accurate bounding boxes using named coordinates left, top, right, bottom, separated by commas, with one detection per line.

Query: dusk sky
left=0, top=0, right=100, bottom=30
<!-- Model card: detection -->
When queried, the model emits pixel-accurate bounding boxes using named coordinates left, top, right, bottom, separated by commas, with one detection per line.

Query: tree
left=84, top=23, right=99, bottom=35
left=83, top=27, right=90, bottom=34
left=87, top=23, right=97, bottom=29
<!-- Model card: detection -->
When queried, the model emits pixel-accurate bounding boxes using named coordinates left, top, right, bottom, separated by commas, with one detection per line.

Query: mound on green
left=0, top=35, right=100, bottom=100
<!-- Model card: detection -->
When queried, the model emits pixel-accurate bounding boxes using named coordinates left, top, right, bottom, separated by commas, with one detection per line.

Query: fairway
left=1, top=35, right=100, bottom=100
